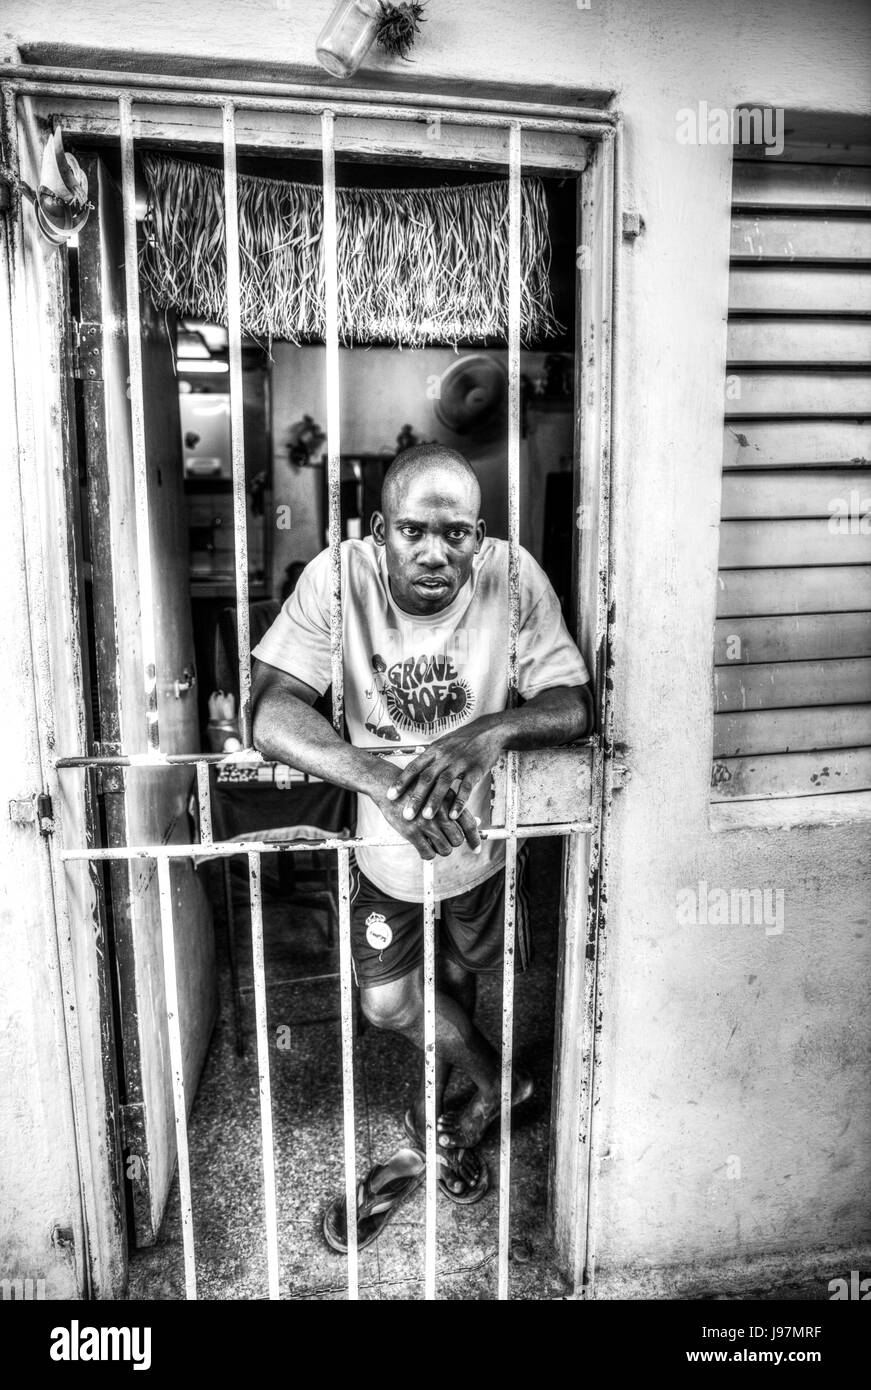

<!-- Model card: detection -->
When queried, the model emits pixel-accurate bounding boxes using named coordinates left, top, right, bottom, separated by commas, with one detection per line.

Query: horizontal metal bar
left=2, top=63, right=616, bottom=125
left=48, top=107, right=591, bottom=175
left=3, top=83, right=612, bottom=137
left=55, top=740, right=599, bottom=770
left=238, top=971, right=340, bottom=993
left=55, top=751, right=264, bottom=770
left=59, top=822, right=591, bottom=862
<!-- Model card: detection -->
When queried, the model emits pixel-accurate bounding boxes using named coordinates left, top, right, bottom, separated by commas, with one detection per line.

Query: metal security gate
left=2, top=65, right=619, bottom=1300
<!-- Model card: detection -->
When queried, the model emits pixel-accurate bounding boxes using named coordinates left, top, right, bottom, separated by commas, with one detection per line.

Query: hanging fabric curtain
left=140, top=154, right=559, bottom=348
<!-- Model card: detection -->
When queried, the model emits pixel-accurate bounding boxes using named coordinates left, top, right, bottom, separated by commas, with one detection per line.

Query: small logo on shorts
left=365, top=911, right=393, bottom=950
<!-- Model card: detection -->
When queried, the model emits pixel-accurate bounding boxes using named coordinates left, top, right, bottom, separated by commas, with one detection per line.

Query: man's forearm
left=252, top=687, right=387, bottom=798
left=482, top=685, right=592, bottom=753
left=384, top=683, right=593, bottom=818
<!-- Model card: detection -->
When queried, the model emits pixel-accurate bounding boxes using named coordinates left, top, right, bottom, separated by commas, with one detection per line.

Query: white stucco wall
left=2, top=0, right=869, bottom=1294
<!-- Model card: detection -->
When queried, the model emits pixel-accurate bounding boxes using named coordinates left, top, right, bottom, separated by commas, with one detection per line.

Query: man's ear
left=371, top=511, right=386, bottom=545
left=475, top=518, right=486, bottom=551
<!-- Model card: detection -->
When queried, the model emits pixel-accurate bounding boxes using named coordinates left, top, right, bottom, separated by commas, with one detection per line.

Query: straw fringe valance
left=140, top=154, right=559, bottom=348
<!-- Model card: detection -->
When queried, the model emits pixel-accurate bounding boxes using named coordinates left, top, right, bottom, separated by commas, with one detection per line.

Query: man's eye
left=401, top=526, right=420, bottom=538
left=447, top=531, right=469, bottom=542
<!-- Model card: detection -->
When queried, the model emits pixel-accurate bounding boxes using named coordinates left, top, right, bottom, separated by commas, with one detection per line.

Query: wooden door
left=77, top=154, right=217, bottom=1246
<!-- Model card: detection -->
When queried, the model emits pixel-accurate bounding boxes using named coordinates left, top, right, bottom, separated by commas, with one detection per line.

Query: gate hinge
left=70, top=319, right=103, bottom=380
left=8, top=792, right=55, bottom=835
left=610, top=763, right=631, bottom=790
left=602, top=741, right=632, bottom=791
left=37, top=793, right=55, bottom=834
left=622, top=210, right=645, bottom=239
left=119, top=1101, right=147, bottom=1151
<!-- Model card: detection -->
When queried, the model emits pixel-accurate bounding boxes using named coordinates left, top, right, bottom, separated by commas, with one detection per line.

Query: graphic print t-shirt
left=252, top=537, right=590, bottom=903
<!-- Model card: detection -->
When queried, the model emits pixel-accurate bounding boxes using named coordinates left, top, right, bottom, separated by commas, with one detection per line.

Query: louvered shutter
left=713, top=157, right=871, bottom=801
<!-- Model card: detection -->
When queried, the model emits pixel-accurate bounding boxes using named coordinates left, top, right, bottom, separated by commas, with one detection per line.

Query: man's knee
left=439, top=953, right=473, bottom=993
left=360, top=976, right=421, bottom=1033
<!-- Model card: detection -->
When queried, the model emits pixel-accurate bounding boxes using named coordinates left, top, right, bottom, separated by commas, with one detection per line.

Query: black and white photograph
left=0, top=0, right=869, bottom=1346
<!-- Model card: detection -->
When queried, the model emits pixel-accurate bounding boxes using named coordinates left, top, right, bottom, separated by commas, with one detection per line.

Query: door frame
left=2, top=88, right=127, bottom=1298
left=3, top=68, right=620, bottom=1296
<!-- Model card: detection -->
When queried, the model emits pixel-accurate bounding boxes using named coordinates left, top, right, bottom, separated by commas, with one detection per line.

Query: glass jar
left=316, top=0, right=382, bottom=79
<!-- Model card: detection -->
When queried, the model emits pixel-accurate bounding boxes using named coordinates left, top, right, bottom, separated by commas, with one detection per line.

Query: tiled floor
left=127, top=839, right=572, bottom=1301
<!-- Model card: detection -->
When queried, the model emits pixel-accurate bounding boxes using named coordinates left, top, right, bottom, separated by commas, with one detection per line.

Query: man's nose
left=418, top=535, right=448, bottom=567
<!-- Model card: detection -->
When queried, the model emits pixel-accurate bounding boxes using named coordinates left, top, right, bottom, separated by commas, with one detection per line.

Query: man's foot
left=437, top=1070, right=534, bottom=1151
left=405, top=1107, right=487, bottom=1200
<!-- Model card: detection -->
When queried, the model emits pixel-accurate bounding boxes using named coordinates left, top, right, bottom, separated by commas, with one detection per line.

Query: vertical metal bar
left=196, top=760, right=213, bottom=845
left=497, top=120, right=523, bottom=1303
left=506, top=123, right=523, bottom=702
left=498, top=822, right=519, bottom=1301
left=321, top=108, right=344, bottom=736
left=156, top=856, right=196, bottom=1298
left=421, top=858, right=438, bottom=1301
left=247, top=851, right=280, bottom=1298
left=323, top=111, right=356, bottom=1298
left=223, top=857, right=245, bottom=1058
left=580, top=124, right=620, bottom=1302
left=119, top=95, right=160, bottom=751
left=222, top=102, right=252, bottom=747
left=336, top=846, right=358, bottom=1298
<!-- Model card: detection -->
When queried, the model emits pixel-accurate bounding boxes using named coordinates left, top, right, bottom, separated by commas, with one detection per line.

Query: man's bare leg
left=412, top=954, right=476, bottom=1127
left=409, top=955, right=476, bottom=1189
left=359, top=958, right=530, bottom=1166
left=360, top=962, right=495, bottom=1186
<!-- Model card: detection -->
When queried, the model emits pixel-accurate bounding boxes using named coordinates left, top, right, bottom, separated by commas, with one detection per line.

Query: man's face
left=372, top=466, right=485, bottom=616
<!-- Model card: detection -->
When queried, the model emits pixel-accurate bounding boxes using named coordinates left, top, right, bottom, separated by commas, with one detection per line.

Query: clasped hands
left=369, top=717, right=505, bottom=862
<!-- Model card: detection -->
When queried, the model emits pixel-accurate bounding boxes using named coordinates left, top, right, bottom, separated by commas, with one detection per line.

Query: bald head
left=372, top=444, right=485, bottom=616
left=381, top=444, right=481, bottom=521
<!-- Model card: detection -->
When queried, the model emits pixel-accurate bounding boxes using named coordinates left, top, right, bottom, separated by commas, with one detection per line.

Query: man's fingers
left=449, top=774, right=476, bottom=819
left=422, top=770, right=456, bottom=820
left=386, top=750, right=432, bottom=802
left=420, top=820, right=455, bottom=857
left=456, top=807, right=482, bottom=853
left=404, top=824, right=437, bottom=860
left=400, top=765, right=444, bottom=821
left=433, top=807, right=464, bottom=848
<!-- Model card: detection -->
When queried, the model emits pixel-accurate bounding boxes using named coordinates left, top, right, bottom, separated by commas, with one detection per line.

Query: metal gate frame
left=2, top=64, right=621, bottom=1301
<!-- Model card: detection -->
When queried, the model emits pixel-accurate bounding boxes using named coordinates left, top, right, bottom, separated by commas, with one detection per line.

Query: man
left=251, top=444, right=593, bottom=1201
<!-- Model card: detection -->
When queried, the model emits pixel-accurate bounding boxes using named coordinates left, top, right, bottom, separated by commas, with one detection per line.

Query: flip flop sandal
left=403, top=1109, right=490, bottom=1206
left=322, top=1147, right=425, bottom=1254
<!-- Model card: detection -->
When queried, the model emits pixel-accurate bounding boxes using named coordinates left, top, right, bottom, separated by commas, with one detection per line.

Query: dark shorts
left=349, top=847, right=531, bottom=988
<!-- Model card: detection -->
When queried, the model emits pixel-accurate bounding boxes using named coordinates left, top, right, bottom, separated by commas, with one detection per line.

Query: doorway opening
left=68, top=141, right=584, bottom=1295
left=9, top=65, right=616, bottom=1299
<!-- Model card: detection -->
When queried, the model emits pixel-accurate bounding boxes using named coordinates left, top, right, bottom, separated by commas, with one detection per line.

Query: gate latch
left=8, top=792, right=55, bottom=836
